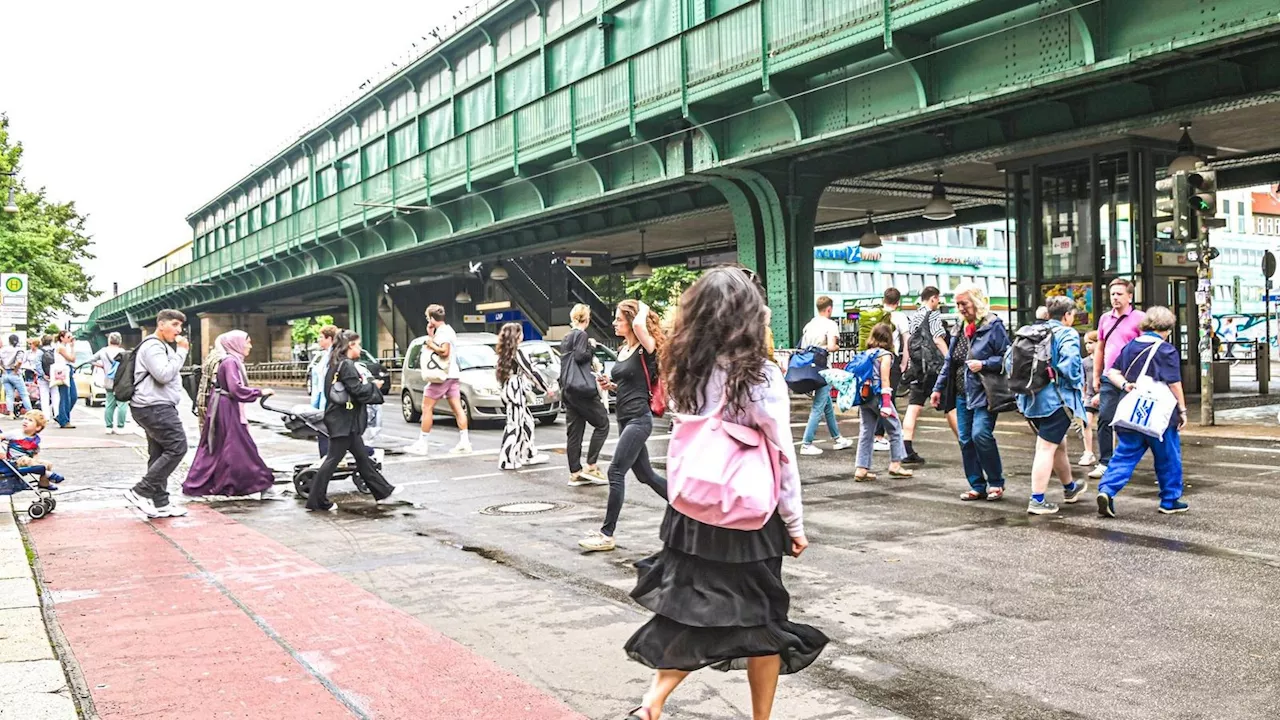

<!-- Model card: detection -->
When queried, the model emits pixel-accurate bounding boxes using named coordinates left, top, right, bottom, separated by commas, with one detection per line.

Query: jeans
left=602, top=413, right=668, bottom=536
left=55, top=381, right=78, bottom=427
left=564, top=394, right=609, bottom=473
left=1098, top=427, right=1183, bottom=505
left=803, top=390, right=840, bottom=445
left=104, top=391, right=128, bottom=428
left=130, top=403, right=188, bottom=509
left=857, top=405, right=905, bottom=468
left=1096, top=382, right=1120, bottom=465
left=2, top=371, right=30, bottom=415
left=955, top=396, right=1005, bottom=491
left=306, top=433, right=393, bottom=511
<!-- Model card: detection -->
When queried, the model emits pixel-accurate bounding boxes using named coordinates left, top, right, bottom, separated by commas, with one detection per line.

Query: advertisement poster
left=1041, top=282, right=1093, bottom=328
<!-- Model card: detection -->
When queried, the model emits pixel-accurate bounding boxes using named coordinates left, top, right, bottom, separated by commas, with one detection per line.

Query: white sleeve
left=754, top=365, right=804, bottom=537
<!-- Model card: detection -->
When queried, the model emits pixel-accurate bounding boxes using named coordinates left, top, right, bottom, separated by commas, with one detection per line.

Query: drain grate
left=480, top=501, right=572, bottom=516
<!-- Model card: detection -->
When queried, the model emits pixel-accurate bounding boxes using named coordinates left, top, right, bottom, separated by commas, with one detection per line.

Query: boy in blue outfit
left=1096, top=306, right=1188, bottom=517
left=2, top=410, right=65, bottom=490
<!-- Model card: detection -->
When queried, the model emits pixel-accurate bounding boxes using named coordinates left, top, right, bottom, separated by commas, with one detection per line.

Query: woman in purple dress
left=183, top=331, right=277, bottom=498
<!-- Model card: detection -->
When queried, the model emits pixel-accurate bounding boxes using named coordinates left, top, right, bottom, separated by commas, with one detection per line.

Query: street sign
left=1265, top=250, right=1276, bottom=279
left=1266, top=295, right=1280, bottom=303
left=0, top=273, right=28, bottom=329
left=462, top=314, right=485, bottom=324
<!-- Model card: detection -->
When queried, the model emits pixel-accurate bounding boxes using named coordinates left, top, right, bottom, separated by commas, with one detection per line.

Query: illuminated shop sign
left=813, top=246, right=882, bottom=263
left=933, top=255, right=984, bottom=268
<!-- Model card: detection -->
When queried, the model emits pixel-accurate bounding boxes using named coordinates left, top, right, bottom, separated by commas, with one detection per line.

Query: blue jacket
left=309, top=353, right=328, bottom=411
left=1013, top=320, right=1086, bottom=419
left=933, top=314, right=1010, bottom=409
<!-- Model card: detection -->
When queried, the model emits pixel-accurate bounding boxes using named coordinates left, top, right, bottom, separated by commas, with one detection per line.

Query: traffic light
left=1187, top=169, right=1223, bottom=239
left=1154, top=172, right=1191, bottom=242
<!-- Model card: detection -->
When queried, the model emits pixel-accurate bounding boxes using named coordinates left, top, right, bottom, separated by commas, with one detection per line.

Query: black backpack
left=907, top=311, right=945, bottom=381
left=1008, top=324, right=1055, bottom=396
left=40, top=346, right=55, bottom=377
left=112, top=337, right=164, bottom=403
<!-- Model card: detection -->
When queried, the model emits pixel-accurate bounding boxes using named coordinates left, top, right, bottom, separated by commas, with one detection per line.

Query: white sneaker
left=105, top=427, right=116, bottom=435
left=123, top=489, right=159, bottom=518
left=578, top=531, right=616, bottom=552
left=449, top=442, right=473, bottom=455
left=376, top=486, right=405, bottom=505
left=372, top=448, right=386, bottom=465
left=800, top=444, right=823, bottom=456
left=1077, top=452, right=1098, bottom=467
left=154, top=502, right=188, bottom=518
left=526, top=453, right=550, bottom=466
left=402, top=439, right=430, bottom=456
left=1088, top=464, right=1107, bottom=479
left=833, top=437, right=855, bottom=451
left=874, top=438, right=890, bottom=451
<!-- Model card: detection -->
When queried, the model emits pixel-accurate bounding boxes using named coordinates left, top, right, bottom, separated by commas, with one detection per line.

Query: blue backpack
left=785, top=347, right=829, bottom=393
left=845, top=349, right=887, bottom=407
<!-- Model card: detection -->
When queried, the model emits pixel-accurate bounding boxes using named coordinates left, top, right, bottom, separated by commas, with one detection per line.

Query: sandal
left=626, top=707, right=656, bottom=720
left=888, top=468, right=914, bottom=478
left=986, top=487, right=1005, bottom=501
left=960, top=489, right=987, bottom=501
left=854, top=471, right=877, bottom=482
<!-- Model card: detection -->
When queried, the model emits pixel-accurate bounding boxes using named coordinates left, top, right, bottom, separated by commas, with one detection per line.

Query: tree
left=0, top=115, right=98, bottom=328
left=291, top=315, right=335, bottom=347
left=585, top=266, right=702, bottom=319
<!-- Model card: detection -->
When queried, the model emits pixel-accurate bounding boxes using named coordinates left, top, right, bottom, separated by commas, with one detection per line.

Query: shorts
left=424, top=378, right=461, bottom=401
left=908, top=372, right=939, bottom=407
left=1030, top=408, right=1071, bottom=444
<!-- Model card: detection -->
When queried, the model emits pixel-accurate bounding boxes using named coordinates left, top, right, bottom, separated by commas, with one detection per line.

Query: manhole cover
left=481, top=501, right=572, bottom=516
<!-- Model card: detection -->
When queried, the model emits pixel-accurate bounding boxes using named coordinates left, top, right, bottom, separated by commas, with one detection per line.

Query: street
left=21, top=394, right=1280, bottom=719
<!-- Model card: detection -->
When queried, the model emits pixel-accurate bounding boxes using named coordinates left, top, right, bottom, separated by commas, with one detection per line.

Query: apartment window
left=1222, top=199, right=1231, bottom=215
left=880, top=273, right=893, bottom=291
left=925, top=274, right=940, bottom=289
left=990, top=277, right=1008, bottom=298
left=958, top=228, right=975, bottom=247
left=1238, top=202, right=1247, bottom=233
left=842, top=272, right=858, bottom=294
left=991, top=229, right=1006, bottom=250
left=948, top=275, right=961, bottom=291
left=910, top=274, right=925, bottom=290
left=857, top=273, right=874, bottom=294
left=819, top=271, right=841, bottom=293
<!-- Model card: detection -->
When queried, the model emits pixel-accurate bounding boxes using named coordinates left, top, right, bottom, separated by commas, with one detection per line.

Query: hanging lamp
left=922, top=171, right=956, bottom=221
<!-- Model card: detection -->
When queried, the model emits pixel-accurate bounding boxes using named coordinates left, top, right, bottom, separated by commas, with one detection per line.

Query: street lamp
left=1, top=172, right=17, bottom=214
left=1167, top=123, right=1203, bottom=174
left=630, top=228, right=653, bottom=278
left=859, top=210, right=882, bottom=248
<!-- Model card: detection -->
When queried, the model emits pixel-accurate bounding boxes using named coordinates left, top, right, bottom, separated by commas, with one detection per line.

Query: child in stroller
left=0, top=411, right=62, bottom=519
left=259, top=398, right=383, bottom=500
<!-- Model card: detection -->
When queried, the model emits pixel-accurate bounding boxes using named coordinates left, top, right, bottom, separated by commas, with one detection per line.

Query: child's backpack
left=1008, top=324, right=1056, bottom=396
left=846, top=349, right=887, bottom=406
left=784, top=346, right=828, bottom=394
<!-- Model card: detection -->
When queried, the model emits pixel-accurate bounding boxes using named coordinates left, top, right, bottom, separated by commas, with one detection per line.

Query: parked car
left=305, top=350, right=391, bottom=396
left=73, top=363, right=107, bottom=407
left=400, top=332, right=561, bottom=426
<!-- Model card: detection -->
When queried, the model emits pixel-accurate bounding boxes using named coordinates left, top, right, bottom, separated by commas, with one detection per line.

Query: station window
left=337, top=124, right=359, bottom=154
left=361, top=108, right=385, bottom=138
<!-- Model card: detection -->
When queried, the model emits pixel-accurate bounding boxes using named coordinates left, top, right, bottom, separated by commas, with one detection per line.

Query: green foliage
left=0, top=115, right=97, bottom=328
left=291, top=315, right=335, bottom=346
left=585, top=266, right=702, bottom=318
left=43, top=323, right=60, bottom=336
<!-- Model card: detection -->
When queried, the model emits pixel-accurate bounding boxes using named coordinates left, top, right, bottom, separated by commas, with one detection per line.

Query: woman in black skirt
left=623, top=267, right=828, bottom=720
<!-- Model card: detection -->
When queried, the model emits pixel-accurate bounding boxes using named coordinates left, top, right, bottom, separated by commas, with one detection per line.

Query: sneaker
left=124, top=489, right=160, bottom=518
left=578, top=531, right=616, bottom=552
left=372, top=448, right=386, bottom=465
left=1088, top=464, right=1107, bottom=480
left=579, top=466, right=608, bottom=485
left=402, top=439, right=430, bottom=456
left=832, top=437, right=855, bottom=451
left=567, top=473, right=592, bottom=487
left=48, top=473, right=64, bottom=484
left=1097, top=492, right=1116, bottom=518
left=526, top=453, right=550, bottom=466
left=105, top=427, right=116, bottom=435
left=154, top=502, right=188, bottom=518
left=874, top=438, right=890, bottom=451
left=1063, top=480, right=1088, bottom=504
left=1077, top=451, right=1098, bottom=467
left=377, top=486, right=406, bottom=505
left=449, top=442, right=473, bottom=455
left=1027, top=498, right=1060, bottom=515
left=799, top=444, right=823, bottom=456
left=1158, top=500, right=1189, bottom=515
left=902, top=452, right=926, bottom=466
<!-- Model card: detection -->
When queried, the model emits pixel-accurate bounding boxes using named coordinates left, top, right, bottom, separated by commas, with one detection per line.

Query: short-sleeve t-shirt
left=3, top=433, right=39, bottom=461
left=1112, top=334, right=1183, bottom=432
left=800, top=316, right=840, bottom=350
left=889, top=310, right=910, bottom=354
left=431, top=324, right=461, bottom=379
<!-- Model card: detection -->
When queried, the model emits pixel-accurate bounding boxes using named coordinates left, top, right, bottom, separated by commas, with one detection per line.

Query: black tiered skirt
left=624, top=508, right=828, bottom=674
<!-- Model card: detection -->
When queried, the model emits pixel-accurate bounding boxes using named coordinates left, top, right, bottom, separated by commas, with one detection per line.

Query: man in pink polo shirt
left=1089, top=278, right=1146, bottom=479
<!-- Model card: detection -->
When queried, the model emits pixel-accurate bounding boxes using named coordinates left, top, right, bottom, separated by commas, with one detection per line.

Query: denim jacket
left=309, top=352, right=329, bottom=411
left=933, top=314, right=1010, bottom=409
left=1014, top=320, right=1086, bottom=419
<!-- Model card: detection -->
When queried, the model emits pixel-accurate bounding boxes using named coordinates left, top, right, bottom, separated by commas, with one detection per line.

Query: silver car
left=400, top=332, right=561, bottom=426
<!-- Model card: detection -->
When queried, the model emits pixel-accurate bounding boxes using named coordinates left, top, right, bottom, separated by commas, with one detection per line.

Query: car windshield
left=456, top=344, right=497, bottom=371
left=521, top=342, right=559, bottom=371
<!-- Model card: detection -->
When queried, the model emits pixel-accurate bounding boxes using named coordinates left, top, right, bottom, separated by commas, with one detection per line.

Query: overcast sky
left=4, top=0, right=470, bottom=319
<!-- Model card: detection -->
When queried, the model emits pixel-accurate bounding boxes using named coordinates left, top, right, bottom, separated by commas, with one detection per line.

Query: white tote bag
left=1111, top=340, right=1178, bottom=440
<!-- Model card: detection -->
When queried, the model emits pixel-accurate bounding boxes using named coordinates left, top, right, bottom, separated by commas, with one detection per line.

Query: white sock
left=459, top=430, right=470, bottom=445
left=419, top=431, right=430, bottom=443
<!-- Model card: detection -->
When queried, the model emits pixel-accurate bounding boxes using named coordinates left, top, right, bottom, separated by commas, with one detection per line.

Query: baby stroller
left=0, top=454, right=56, bottom=520
left=258, top=398, right=381, bottom=500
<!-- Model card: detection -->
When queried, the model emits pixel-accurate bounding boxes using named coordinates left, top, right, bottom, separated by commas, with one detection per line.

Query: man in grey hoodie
left=124, top=309, right=190, bottom=518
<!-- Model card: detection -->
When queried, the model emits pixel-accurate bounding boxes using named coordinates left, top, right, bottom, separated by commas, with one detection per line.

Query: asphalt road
left=66, top=391, right=1280, bottom=719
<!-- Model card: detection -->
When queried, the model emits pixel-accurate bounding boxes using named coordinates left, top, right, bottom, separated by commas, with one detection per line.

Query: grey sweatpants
left=131, top=403, right=188, bottom=508
left=857, top=405, right=906, bottom=469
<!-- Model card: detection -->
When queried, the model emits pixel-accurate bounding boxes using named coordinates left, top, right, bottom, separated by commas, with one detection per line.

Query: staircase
left=497, top=257, right=615, bottom=346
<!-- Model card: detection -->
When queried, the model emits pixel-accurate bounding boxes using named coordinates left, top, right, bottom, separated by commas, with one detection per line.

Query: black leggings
left=602, top=413, right=667, bottom=536
left=306, top=433, right=393, bottom=510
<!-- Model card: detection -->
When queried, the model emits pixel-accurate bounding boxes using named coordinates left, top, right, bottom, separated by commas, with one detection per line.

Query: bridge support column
left=197, top=312, right=270, bottom=363
left=268, top=324, right=293, bottom=362
left=334, top=273, right=384, bottom=357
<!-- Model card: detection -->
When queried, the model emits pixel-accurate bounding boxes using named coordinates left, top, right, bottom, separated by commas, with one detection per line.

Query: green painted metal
left=90, top=0, right=1280, bottom=333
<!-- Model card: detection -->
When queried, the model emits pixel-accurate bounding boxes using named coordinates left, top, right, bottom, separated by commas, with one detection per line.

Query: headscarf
left=213, top=331, right=252, bottom=426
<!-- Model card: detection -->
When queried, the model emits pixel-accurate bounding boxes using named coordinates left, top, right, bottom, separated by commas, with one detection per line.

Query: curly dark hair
left=661, top=267, right=768, bottom=416
left=495, top=322, right=523, bottom=385
left=617, top=299, right=665, bottom=354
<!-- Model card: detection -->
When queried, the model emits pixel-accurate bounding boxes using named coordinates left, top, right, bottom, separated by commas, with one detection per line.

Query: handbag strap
left=1123, top=338, right=1162, bottom=382
left=638, top=347, right=654, bottom=397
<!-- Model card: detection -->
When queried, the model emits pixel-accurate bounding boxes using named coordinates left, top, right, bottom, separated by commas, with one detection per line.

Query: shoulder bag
left=638, top=350, right=667, bottom=418
left=1111, top=340, right=1177, bottom=440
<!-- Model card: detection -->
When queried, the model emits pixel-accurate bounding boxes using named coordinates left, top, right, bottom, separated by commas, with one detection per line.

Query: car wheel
left=538, top=413, right=559, bottom=426
left=401, top=390, right=421, bottom=423
left=459, top=394, right=474, bottom=425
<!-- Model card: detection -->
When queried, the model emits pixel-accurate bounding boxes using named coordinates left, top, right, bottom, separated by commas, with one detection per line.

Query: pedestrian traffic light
left=1187, top=169, right=1223, bottom=240
left=1154, top=172, right=1191, bottom=241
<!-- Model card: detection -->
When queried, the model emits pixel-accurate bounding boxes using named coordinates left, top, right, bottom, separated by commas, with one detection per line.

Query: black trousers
left=564, top=393, right=610, bottom=473
left=306, top=433, right=393, bottom=510
left=131, top=403, right=188, bottom=509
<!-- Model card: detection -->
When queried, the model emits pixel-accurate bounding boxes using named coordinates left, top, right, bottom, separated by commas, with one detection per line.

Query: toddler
left=3, top=411, right=64, bottom=490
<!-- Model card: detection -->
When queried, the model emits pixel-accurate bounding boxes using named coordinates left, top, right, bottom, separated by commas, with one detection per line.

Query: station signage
left=813, top=246, right=882, bottom=264
left=686, top=250, right=739, bottom=269
left=0, top=273, right=28, bottom=329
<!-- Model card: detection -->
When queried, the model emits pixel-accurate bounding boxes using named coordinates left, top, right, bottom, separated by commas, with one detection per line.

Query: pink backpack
left=667, top=399, right=786, bottom=531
